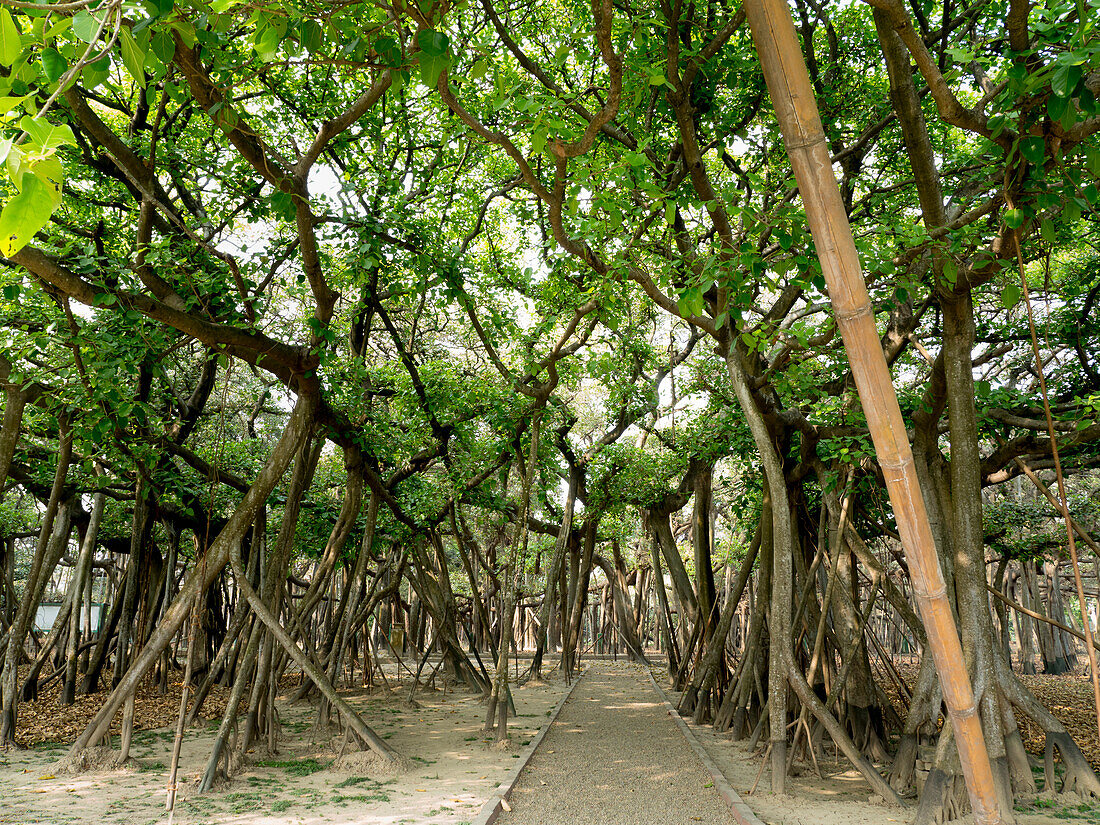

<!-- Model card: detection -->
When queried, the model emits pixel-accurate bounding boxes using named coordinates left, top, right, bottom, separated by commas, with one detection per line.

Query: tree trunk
left=66, top=393, right=317, bottom=760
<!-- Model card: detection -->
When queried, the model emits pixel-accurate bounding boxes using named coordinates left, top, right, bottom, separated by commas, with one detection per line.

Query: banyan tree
left=1, top=0, right=1099, bottom=824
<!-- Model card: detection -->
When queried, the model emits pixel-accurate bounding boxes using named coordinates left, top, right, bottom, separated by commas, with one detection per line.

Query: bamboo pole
left=743, top=2, right=1004, bottom=823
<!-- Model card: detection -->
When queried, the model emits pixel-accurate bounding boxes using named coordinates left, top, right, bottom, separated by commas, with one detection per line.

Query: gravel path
left=499, top=661, right=737, bottom=825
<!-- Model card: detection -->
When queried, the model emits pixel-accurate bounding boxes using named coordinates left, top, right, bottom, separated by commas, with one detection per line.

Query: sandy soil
left=501, top=661, right=735, bottom=825
left=0, top=672, right=567, bottom=825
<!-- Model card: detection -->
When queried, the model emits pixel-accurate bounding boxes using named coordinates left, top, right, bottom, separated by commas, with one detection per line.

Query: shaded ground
left=500, top=661, right=735, bottom=825
left=877, top=658, right=1100, bottom=770
left=12, top=667, right=231, bottom=748
left=672, top=663, right=1100, bottom=825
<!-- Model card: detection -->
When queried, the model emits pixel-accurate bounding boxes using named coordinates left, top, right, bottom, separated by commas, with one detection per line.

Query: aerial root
left=890, top=733, right=919, bottom=793
left=913, top=768, right=970, bottom=825
left=1046, top=731, right=1100, bottom=798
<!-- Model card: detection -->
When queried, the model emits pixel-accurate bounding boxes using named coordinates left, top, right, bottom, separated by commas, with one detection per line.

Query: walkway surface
left=499, top=661, right=737, bottom=825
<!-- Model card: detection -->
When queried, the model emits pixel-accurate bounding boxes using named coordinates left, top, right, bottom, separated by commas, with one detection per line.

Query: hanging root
left=678, top=685, right=700, bottom=716
left=890, top=732, right=918, bottom=793
left=913, top=768, right=970, bottom=825
left=845, top=704, right=890, bottom=763
left=1004, top=728, right=1036, bottom=795
left=1045, top=731, right=1100, bottom=798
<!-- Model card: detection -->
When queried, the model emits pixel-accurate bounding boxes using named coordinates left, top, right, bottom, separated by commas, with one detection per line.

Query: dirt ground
left=0, top=667, right=567, bottom=825
left=4, top=656, right=1100, bottom=825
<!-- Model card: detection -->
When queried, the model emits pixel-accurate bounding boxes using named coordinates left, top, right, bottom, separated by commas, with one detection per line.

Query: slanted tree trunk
left=62, top=491, right=104, bottom=705
left=681, top=503, right=762, bottom=722
left=528, top=472, right=576, bottom=681
left=1, top=419, right=72, bottom=746
left=692, top=460, right=717, bottom=643
left=648, top=513, right=680, bottom=679
left=561, top=517, right=597, bottom=683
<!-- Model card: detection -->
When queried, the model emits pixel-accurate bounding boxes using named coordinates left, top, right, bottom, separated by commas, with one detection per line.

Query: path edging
left=470, top=672, right=584, bottom=825
left=647, top=670, right=767, bottom=825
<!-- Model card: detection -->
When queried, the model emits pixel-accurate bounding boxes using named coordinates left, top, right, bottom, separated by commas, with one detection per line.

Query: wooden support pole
left=742, top=2, right=1004, bottom=823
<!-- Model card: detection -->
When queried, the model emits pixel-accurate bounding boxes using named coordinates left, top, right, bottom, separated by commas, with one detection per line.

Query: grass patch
left=333, top=775, right=393, bottom=801
left=225, top=791, right=265, bottom=813
left=255, top=757, right=329, bottom=776
left=1015, top=798, right=1100, bottom=822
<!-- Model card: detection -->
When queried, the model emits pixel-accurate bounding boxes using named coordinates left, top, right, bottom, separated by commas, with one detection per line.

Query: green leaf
left=14, top=155, right=63, bottom=207
left=1047, top=94, right=1068, bottom=122
left=151, top=29, right=175, bottom=64
left=1040, top=217, right=1056, bottom=244
left=1087, top=146, right=1100, bottom=178
left=1019, top=136, right=1045, bottom=165
left=5, top=142, right=25, bottom=187
left=254, top=14, right=287, bottom=58
left=0, top=9, right=20, bottom=69
left=375, top=36, right=401, bottom=68
left=417, top=29, right=448, bottom=58
left=146, top=0, right=175, bottom=18
left=72, top=10, right=105, bottom=44
left=0, top=174, right=55, bottom=256
left=119, top=28, right=145, bottom=82
left=82, top=54, right=110, bottom=89
left=0, top=95, right=29, bottom=116
left=470, top=59, right=488, bottom=81
left=1003, top=207, right=1026, bottom=229
left=41, top=48, right=67, bottom=83
left=30, top=155, right=63, bottom=206
left=1059, top=102, right=1078, bottom=131
left=942, top=258, right=958, bottom=284
left=531, top=126, right=547, bottom=155
left=299, top=20, right=322, bottom=53
left=1001, top=281, right=1021, bottom=309
left=19, top=116, right=75, bottom=151
left=419, top=51, right=449, bottom=89
left=1052, top=63, right=1082, bottom=98
left=648, top=73, right=665, bottom=86
left=677, top=287, right=704, bottom=317
left=19, top=115, right=51, bottom=148
left=170, top=19, right=196, bottom=48
left=1080, top=87, right=1098, bottom=116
